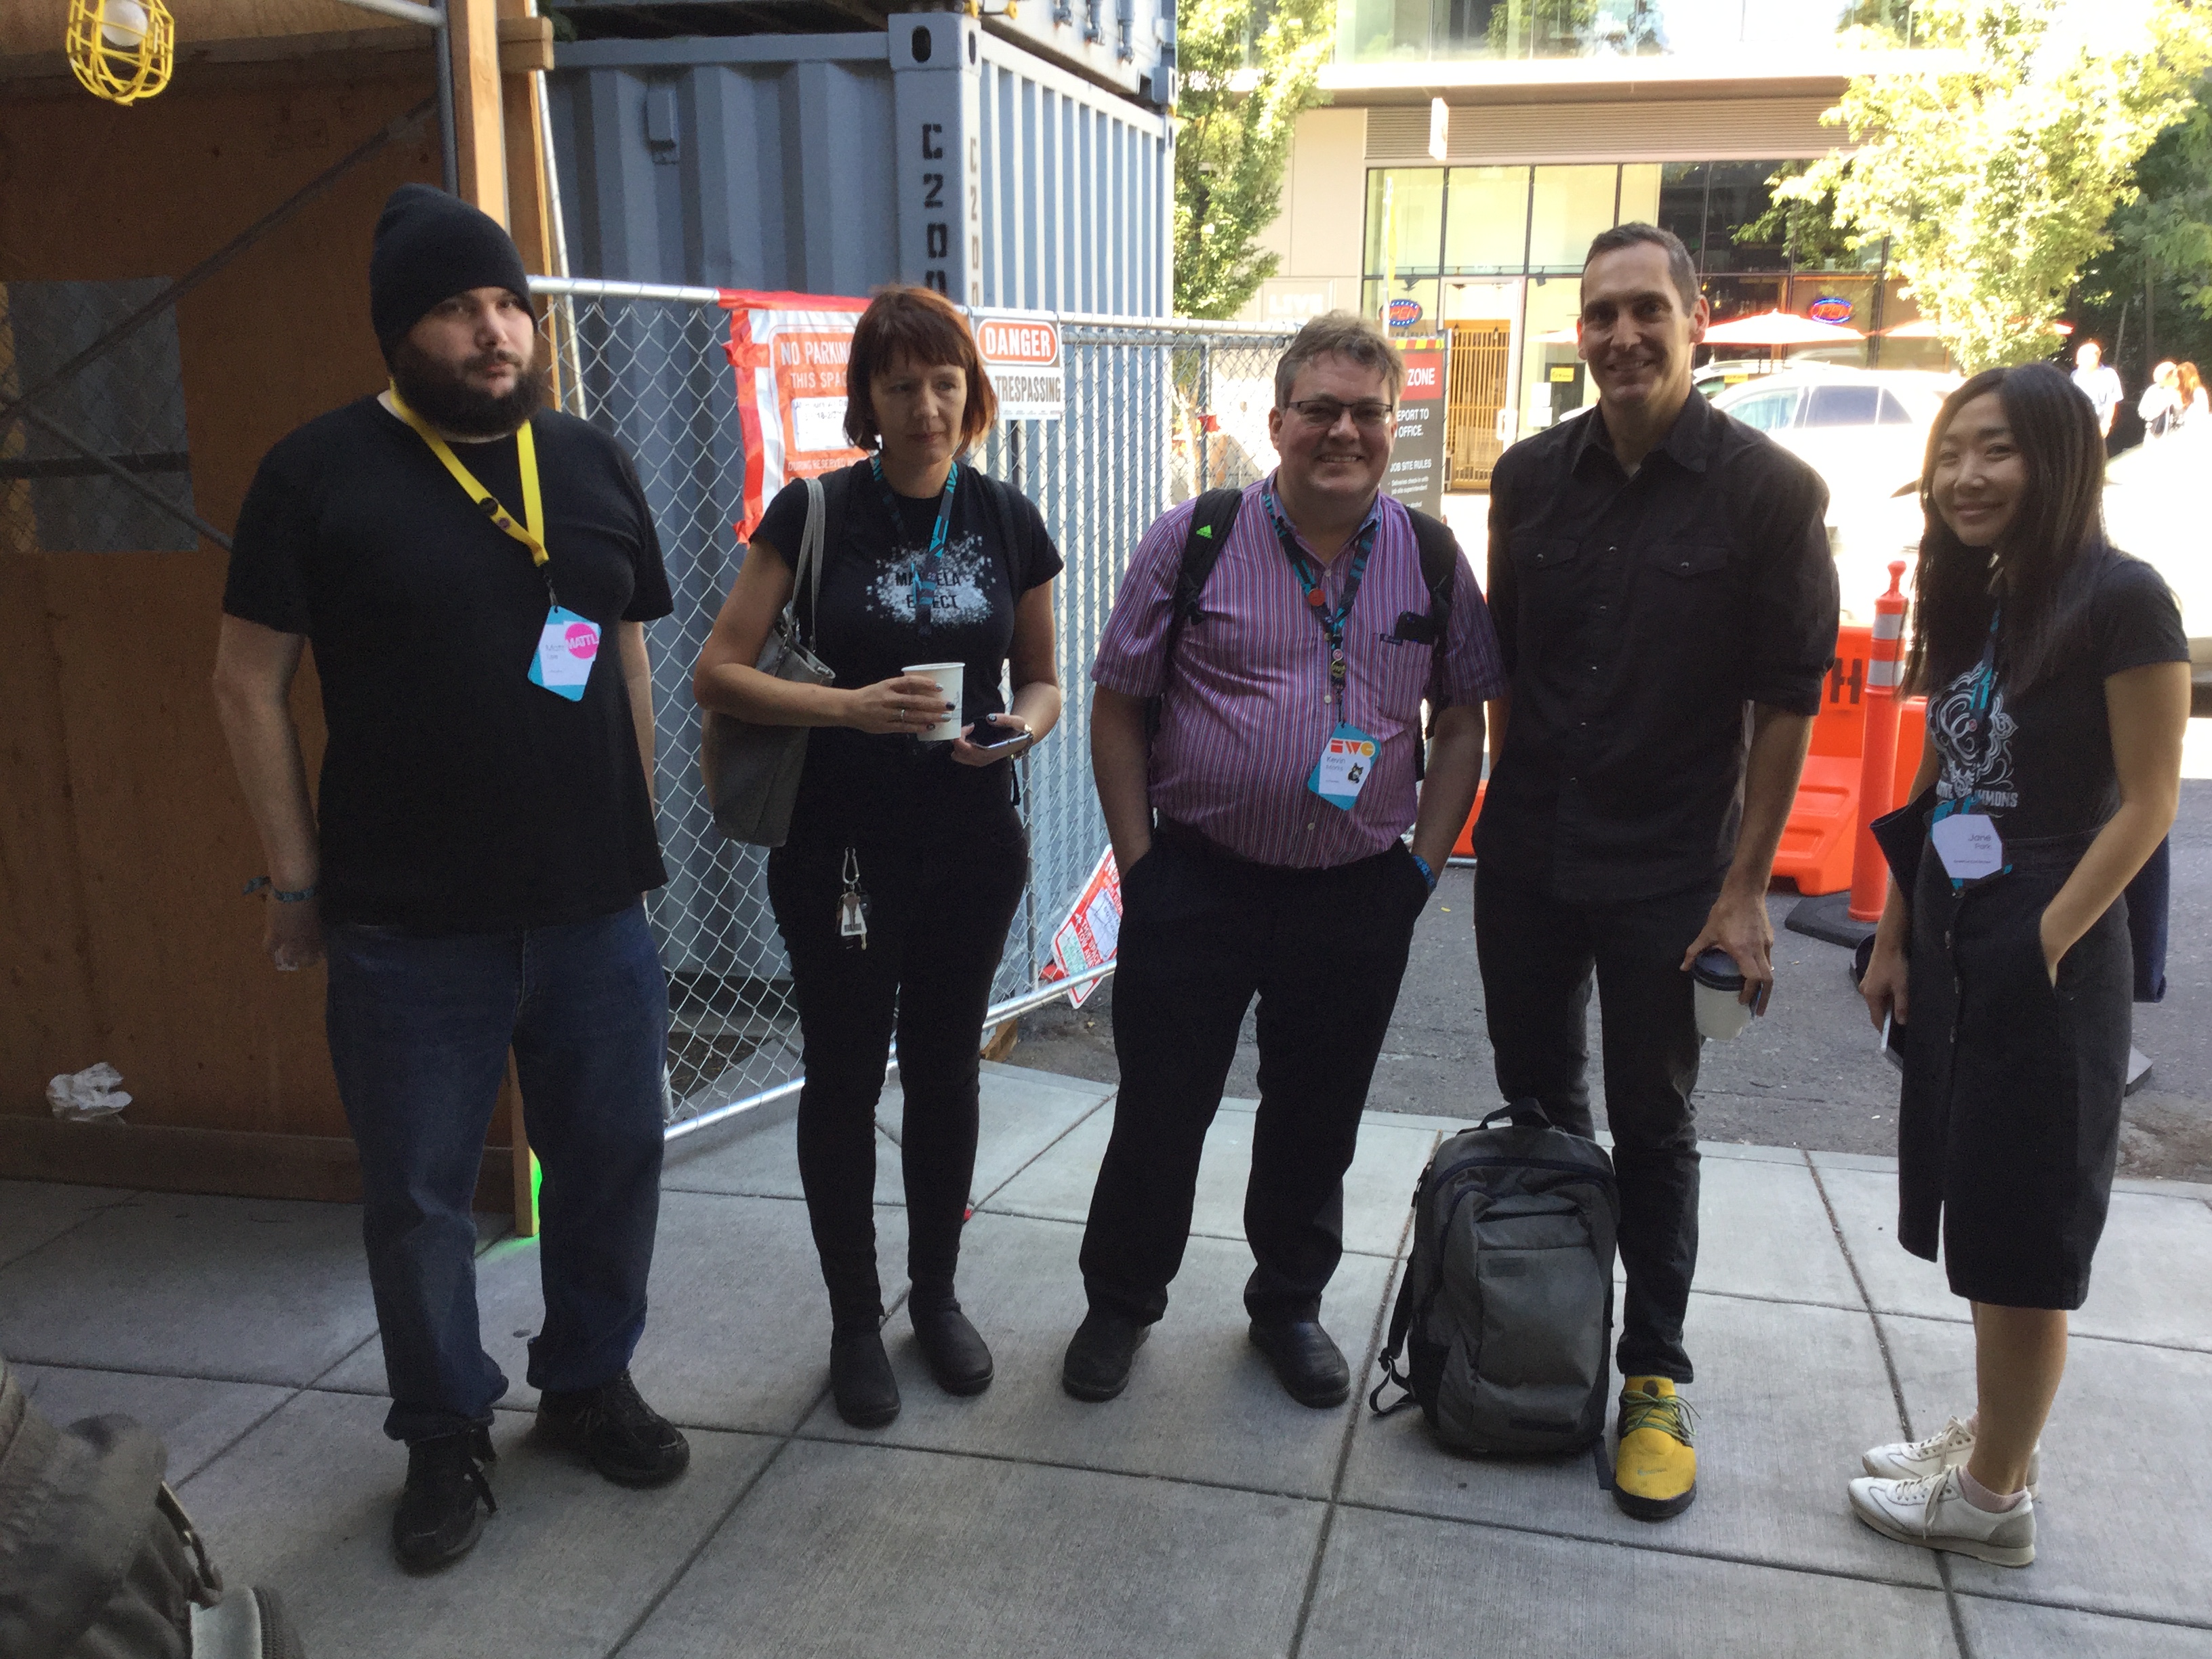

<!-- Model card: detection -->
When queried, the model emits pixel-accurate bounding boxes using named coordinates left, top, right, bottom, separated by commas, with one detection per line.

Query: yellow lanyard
left=386, top=384, right=550, bottom=572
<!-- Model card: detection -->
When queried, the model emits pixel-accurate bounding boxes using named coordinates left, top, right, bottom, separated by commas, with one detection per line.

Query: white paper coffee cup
left=1690, top=948, right=1752, bottom=1041
left=901, top=661, right=964, bottom=742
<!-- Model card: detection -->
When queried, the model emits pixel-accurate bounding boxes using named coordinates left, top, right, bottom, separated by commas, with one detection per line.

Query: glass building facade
left=1361, top=159, right=1927, bottom=481
left=1333, top=0, right=1919, bottom=65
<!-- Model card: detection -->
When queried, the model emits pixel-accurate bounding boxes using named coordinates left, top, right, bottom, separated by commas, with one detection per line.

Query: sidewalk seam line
left=0, top=1186, right=152, bottom=1274
left=1804, top=1149, right=1976, bottom=1659
left=1947, top=1585, right=2212, bottom=1635
left=1286, top=1134, right=1429, bottom=1659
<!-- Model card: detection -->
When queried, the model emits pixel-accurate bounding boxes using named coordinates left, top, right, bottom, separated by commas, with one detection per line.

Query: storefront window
left=1618, top=163, right=1662, bottom=228
left=1443, top=167, right=1532, bottom=272
left=1703, top=161, right=1787, bottom=272
left=1658, top=163, right=1710, bottom=265
left=1786, top=274, right=1877, bottom=367
left=1365, top=168, right=1447, bottom=278
left=1528, top=165, right=1619, bottom=270
left=1363, top=276, right=1443, bottom=335
left=1519, top=276, right=1591, bottom=436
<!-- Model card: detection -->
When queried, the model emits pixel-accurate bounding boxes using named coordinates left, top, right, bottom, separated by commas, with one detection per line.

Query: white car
left=1712, top=367, right=1959, bottom=619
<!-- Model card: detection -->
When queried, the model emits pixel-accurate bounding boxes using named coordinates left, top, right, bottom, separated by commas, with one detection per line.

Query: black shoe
left=1061, top=1308, right=1148, bottom=1402
left=533, top=1370, right=690, bottom=1487
left=830, top=1325, right=901, bottom=1427
left=1248, top=1318, right=1351, bottom=1408
left=392, top=1427, right=496, bottom=1573
left=911, top=1300, right=994, bottom=1396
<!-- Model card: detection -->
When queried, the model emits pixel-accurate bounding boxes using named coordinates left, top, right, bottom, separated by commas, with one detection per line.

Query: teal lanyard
left=1931, top=609, right=2011, bottom=890
left=1261, top=485, right=1378, bottom=708
left=870, top=457, right=959, bottom=640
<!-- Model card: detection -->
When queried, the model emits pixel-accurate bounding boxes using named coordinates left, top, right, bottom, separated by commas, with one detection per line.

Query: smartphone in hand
left=966, top=716, right=1024, bottom=749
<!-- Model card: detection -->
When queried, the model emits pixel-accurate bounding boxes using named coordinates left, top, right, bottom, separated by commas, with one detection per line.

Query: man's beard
left=390, top=340, right=550, bottom=437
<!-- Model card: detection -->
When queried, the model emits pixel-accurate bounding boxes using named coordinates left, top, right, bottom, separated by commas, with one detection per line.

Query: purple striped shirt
left=1093, top=476, right=1508, bottom=869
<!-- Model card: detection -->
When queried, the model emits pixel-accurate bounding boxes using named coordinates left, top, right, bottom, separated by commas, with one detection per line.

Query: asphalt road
left=1006, top=780, right=2212, bottom=1185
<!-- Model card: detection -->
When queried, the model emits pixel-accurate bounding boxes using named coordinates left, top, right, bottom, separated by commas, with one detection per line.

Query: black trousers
left=766, top=825, right=1027, bottom=1327
left=1080, top=831, right=1430, bottom=1326
left=1473, top=865, right=1715, bottom=1384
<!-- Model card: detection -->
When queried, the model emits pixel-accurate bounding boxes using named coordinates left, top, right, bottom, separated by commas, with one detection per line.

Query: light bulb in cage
left=67, top=0, right=175, bottom=106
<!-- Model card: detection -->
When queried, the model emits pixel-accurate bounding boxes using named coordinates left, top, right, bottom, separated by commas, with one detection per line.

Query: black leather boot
left=830, top=1324, right=901, bottom=1427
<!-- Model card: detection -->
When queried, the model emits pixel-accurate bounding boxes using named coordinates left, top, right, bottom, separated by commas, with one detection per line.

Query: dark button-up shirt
left=1478, top=390, right=1837, bottom=903
left=1094, top=477, right=1507, bottom=868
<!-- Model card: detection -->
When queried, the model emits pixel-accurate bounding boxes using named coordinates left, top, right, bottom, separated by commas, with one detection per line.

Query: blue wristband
left=1410, top=853, right=1437, bottom=890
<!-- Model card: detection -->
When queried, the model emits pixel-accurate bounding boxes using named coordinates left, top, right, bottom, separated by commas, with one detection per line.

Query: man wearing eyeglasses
left=1064, top=312, right=1506, bottom=1408
left=1477, top=224, right=1837, bottom=1521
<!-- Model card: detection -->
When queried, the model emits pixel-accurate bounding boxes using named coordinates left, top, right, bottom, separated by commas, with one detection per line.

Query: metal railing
left=529, top=276, right=1298, bottom=1139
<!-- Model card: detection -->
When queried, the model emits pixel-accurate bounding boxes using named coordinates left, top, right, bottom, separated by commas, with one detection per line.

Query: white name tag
left=1931, top=813, right=2005, bottom=882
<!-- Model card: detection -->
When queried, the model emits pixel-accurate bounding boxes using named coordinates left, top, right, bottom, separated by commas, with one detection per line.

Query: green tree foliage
left=1733, top=163, right=1862, bottom=270
left=2110, top=87, right=2212, bottom=321
left=1173, top=0, right=1334, bottom=320
left=1776, top=0, right=2212, bottom=369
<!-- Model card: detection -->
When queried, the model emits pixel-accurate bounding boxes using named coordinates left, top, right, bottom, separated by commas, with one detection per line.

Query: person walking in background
left=2138, top=361, right=2184, bottom=441
left=692, top=287, right=1062, bottom=1430
left=1063, top=311, right=1502, bottom=1410
left=2177, top=362, right=2207, bottom=429
left=2070, top=340, right=2125, bottom=443
left=1853, top=365, right=2188, bottom=1568
left=1476, top=224, right=1838, bottom=1522
left=212, top=184, right=687, bottom=1574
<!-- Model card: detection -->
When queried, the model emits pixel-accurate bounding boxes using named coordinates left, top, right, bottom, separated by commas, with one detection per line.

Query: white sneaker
left=1848, top=1468, right=2036, bottom=1567
left=1862, top=1415, right=2039, bottom=1494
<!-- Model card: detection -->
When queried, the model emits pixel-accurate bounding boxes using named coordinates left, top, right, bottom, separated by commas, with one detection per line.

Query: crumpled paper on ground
left=47, top=1063, right=131, bottom=1122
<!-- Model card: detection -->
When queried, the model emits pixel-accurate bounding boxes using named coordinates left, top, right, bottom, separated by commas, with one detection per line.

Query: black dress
left=1897, top=550, right=2186, bottom=1309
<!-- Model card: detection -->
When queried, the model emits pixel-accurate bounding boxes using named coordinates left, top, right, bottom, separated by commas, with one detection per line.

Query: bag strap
left=1146, top=486, right=1244, bottom=739
left=1366, top=1273, right=1421, bottom=1418
left=1477, top=1096, right=1555, bottom=1132
left=1405, top=506, right=1461, bottom=784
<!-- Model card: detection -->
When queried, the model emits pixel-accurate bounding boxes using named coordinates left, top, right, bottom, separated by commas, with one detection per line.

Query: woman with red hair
left=694, top=287, right=1063, bottom=1427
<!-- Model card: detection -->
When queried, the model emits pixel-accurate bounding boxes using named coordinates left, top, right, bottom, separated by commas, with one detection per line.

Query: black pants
left=1474, top=866, right=1715, bottom=1383
left=1080, top=832, right=1430, bottom=1327
left=767, top=828, right=1027, bottom=1326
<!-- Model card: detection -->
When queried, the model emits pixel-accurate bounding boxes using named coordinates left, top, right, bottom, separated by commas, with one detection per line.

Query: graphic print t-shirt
left=1927, top=552, right=2186, bottom=842
left=751, top=459, right=1062, bottom=847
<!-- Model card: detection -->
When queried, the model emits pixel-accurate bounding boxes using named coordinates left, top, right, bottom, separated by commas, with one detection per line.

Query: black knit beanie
left=369, top=184, right=533, bottom=358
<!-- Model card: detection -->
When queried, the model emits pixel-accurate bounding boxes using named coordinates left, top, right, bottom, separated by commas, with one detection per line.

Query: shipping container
left=547, top=12, right=1173, bottom=315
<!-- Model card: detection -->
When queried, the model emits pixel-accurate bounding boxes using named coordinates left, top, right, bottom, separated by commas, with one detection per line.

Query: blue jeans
left=325, top=901, right=668, bottom=1443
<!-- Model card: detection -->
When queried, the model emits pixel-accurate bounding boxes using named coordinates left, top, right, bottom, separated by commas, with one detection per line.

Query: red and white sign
left=973, top=310, right=1065, bottom=423
left=1037, top=845, right=1121, bottom=1008
left=720, top=289, right=872, bottom=541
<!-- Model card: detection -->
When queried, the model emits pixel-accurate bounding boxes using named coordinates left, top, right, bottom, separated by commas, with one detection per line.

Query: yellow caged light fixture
left=67, top=0, right=175, bottom=106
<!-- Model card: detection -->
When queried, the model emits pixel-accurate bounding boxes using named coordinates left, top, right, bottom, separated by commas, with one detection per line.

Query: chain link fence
left=532, top=277, right=1296, bottom=1136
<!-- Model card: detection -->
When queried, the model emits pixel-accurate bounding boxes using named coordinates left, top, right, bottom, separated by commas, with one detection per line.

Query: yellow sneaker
left=1614, top=1376, right=1698, bottom=1520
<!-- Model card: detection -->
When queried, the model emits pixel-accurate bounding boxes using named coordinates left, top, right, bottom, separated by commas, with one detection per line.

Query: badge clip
left=838, top=848, right=870, bottom=949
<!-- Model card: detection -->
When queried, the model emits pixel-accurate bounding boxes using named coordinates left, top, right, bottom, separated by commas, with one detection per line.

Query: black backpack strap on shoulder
left=1147, top=485, right=1244, bottom=739
left=1404, top=506, right=1462, bottom=782
left=975, top=467, right=1025, bottom=595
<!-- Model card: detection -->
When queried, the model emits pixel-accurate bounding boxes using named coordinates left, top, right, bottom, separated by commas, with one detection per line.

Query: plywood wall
left=0, top=67, right=440, bottom=1143
left=1, top=0, right=413, bottom=61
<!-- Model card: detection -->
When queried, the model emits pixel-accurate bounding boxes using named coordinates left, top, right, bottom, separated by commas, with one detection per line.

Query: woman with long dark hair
left=1853, top=365, right=2189, bottom=1565
left=693, top=288, right=1062, bottom=1426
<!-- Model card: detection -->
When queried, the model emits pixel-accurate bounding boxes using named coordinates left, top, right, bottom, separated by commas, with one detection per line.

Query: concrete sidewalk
left=3, top=1062, right=2209, bottom=1658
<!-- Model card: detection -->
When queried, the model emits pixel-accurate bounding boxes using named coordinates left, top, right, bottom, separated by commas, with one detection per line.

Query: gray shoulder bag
left=701, top=476, right=835, bottom=846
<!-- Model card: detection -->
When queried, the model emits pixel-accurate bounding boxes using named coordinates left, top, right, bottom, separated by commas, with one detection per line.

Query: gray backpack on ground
left=1370, top=1099, right=1620, bottom=1454
left=0, top=1357, right=304, bottom=1658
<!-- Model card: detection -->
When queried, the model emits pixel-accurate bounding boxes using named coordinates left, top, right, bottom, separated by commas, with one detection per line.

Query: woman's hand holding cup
left=848, top=673, right=954, bottom=736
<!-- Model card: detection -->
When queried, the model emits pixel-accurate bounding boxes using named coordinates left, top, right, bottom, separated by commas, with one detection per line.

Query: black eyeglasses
left=1283, top=397, right=1396, bottom=430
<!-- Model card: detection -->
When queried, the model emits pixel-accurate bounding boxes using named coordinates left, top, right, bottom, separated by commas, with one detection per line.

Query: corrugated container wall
left=548, top=14, right=1172, bottom=315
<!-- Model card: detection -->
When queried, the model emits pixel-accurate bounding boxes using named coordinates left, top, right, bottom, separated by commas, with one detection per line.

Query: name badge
left=1307, top=722, right=1378, bottom=811
left=529, top=605, right=600, bottom=701
left=1931, top=813, right=2005, bottom=882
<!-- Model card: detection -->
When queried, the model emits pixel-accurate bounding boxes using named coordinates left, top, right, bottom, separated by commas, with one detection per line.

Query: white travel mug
left=901, top=661, right=964, bottom=741
left=1691, top=947, right=1753, bottom=1041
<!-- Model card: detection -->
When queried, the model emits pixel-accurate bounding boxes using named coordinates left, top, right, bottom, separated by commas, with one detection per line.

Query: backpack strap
left=972, top=466, right=1026, bottom=597
left=1368, top=1266, right=1421, bottom=1418
left=1145, top=485, right=1244, bottom=739
left=1404, top=505, right=1462, bottom=783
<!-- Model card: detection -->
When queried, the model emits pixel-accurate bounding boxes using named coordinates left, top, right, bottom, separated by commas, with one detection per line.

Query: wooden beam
left=498, top=0, right=554, bottom=276
left=445, top=0, right=506, bottom=220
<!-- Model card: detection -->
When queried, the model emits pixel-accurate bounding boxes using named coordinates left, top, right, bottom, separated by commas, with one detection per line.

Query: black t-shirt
left=222, top=396, right=672, bottom=930
left=1927, top=552, right=2187, bottom=841
left=750, top=459, right=1062, bottom=847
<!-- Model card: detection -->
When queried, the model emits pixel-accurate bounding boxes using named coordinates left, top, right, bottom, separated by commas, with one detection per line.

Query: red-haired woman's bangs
left=842, top=286, right=998, bottom=451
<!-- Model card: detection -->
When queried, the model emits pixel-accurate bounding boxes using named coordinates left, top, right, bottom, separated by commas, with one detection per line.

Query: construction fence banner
left=720, top=289, right=870, bottom=541
left=1037, top=845, right=1122, bottom=1008
left=1385, top=335, right=1448, bottom=518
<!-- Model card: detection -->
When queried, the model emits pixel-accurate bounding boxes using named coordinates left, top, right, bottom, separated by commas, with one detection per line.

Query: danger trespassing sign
left=975, top=312, right=1064, bottom=422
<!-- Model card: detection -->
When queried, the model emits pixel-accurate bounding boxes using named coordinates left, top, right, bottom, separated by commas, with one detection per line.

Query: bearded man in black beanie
left=213, top=184, right=688, bottom=1572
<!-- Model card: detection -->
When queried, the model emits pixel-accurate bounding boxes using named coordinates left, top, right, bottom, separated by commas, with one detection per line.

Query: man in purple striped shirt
left=1061, top=312, right=1507, bottom=1409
